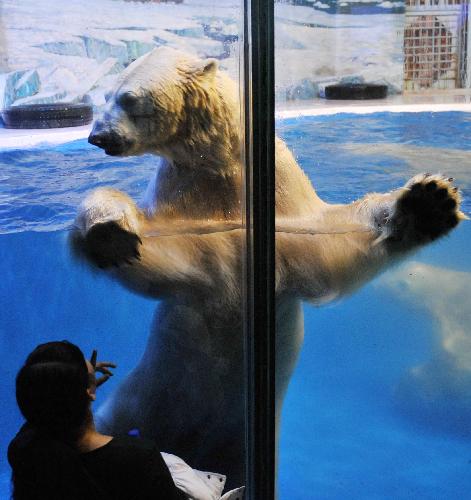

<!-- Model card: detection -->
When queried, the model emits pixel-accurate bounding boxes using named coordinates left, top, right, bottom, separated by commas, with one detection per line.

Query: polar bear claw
left=388, top=174, right=464, bottom=245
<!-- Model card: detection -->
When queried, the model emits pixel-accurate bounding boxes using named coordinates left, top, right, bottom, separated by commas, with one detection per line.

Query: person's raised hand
left=90, top=350, right=117, bottom=387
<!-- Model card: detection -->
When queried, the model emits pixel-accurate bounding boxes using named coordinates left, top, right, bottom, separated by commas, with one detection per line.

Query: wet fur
left=72, top=47, right=465, bottom=488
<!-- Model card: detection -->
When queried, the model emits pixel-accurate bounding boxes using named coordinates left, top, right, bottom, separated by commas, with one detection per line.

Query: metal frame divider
left=244, top=0, right=276, bottom=499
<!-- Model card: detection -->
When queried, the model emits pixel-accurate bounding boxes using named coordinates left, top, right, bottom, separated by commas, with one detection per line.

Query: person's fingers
left=90, top=361, right=117, bottom=388
left=96, top=362, right=117, bottom=369
left=96, top=374, right=111, bottom=387
left=96, top=366, right=114, bottom=376
left=90, top=350, right=97, bottom=368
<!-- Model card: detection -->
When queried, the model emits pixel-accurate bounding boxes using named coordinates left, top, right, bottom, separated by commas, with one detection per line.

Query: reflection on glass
left=1, top=0, right=248, bottom=498
left=275, top=0, right=471, bottom=498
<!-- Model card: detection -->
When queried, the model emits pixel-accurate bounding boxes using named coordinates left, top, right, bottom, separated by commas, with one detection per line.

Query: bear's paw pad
left=85, top=221, right=141, bottom=269
left=396, top=173, right=462, bottom=241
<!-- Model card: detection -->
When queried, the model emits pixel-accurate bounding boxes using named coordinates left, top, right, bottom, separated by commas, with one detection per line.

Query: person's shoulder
left=109, top=436, right=156, bottom=450
left=105, top=437, right=186, bottom=499
left=106, top=436, right=158, bottom=458
left=82, top=436, right=159, bottom=468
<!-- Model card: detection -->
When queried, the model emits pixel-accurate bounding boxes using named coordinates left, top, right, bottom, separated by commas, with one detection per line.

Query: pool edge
left=1, top=103, right=471, bottom=150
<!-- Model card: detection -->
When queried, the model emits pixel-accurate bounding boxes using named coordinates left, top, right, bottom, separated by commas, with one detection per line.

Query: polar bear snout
left=88, top=127, right=135, bottom=156
left=88, top=129, right=134, bottom=156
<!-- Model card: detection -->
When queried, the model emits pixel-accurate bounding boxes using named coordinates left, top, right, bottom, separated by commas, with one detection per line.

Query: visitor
left=7, top=340, right=186, bottom=500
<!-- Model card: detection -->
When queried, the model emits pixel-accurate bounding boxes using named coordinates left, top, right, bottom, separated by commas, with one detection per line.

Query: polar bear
left=72, top=47, right=465, bottom=488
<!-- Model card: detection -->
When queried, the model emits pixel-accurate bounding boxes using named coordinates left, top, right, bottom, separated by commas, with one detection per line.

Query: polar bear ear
left=192, top=58, right=218, bottom=80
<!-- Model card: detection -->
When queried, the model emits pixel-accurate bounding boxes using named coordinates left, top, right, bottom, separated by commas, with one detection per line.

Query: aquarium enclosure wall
left=1, top=0, right=471, bottom=499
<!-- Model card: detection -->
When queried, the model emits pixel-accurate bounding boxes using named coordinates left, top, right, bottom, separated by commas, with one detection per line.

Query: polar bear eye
left=118, top=92, right=138, bottom=110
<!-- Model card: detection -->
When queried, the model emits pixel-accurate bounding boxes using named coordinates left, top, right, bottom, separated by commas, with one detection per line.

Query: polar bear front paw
left=389, top=173, right=463, bottom=245
left=71, top=187, right=143, bottom=269
left=84, top=221, right=142, bottom=269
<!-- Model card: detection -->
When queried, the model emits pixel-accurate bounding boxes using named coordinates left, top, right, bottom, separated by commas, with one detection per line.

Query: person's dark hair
left=7, top=341, right=107, bottom=500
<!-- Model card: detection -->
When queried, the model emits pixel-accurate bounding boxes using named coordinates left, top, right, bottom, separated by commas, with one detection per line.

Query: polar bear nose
left=88, top=130, right=114, bottom=148
left=88, top=131, right=105, bottom=147
left=88, top=130, right=134, bottom=156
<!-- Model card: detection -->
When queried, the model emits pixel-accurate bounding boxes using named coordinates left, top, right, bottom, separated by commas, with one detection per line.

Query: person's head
left=8, top=341, right=105, bottom=500
left=15, top=340, right=96, bottom=440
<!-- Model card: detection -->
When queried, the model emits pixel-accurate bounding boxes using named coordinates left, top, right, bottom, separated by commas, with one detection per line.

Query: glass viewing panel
left=275, top=0, right=471, bottom=498
left=0, top=0, right=249, bottom=498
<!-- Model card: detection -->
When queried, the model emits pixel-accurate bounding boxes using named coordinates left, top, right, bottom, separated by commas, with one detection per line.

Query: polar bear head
left=89, top=47, right=238, bottom=160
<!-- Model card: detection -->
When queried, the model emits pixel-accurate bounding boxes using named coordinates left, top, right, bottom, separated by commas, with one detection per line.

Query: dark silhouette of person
left=8, top=340, right=186, bottom=500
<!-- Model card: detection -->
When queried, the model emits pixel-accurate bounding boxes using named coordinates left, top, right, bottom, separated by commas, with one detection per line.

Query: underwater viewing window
left=0, top=0, right=276, bottom=498
left=275, top=0, right=471, bottom=498
left=2, top=0, right=471, bottom=498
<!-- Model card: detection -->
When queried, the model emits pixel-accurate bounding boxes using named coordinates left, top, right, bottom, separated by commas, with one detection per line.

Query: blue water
left=277, top=112, right=471, bottom=499
left=1, top=112, right=471, bottom=498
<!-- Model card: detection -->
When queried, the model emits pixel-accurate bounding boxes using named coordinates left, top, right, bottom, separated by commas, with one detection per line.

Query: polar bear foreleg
left=71, top=192, right=241, bottom=300
left=278, top=173, right=465, bottom=301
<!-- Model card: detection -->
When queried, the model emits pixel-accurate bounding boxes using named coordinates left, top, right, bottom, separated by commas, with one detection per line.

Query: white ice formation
left=0, top=0, right=403, bottom=109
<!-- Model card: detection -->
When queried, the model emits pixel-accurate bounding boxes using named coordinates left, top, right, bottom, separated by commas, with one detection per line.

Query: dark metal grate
left=404, top=1, right=469, bottom=90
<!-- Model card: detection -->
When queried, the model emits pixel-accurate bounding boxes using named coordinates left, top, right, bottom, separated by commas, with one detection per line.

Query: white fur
left=75, top=48, right=464, bottom=489
left=76, top=188, right=141, bottom=236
